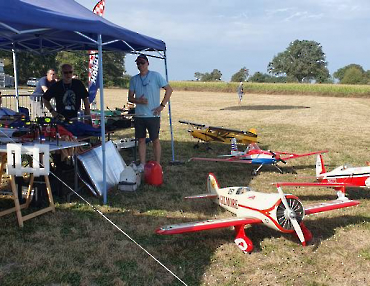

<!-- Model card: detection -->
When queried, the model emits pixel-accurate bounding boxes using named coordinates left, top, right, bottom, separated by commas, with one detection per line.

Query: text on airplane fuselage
left=219, top=195, right=238, bottom=209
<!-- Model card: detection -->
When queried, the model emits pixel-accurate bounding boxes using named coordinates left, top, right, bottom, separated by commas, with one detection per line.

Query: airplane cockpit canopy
left=236, top=187, right=252, bottom=195
left=246, top=143, right=261, bottom=153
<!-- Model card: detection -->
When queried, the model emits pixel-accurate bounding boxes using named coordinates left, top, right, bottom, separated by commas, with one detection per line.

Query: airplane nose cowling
left=365, top=177, right=370, bottom=187
left=276, top=198, right=304, bottom=231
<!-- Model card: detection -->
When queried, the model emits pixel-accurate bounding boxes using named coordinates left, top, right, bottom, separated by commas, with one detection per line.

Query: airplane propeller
left=276, top=186, right=306, bottom=246
left=269, top=150, right=287, bottom=164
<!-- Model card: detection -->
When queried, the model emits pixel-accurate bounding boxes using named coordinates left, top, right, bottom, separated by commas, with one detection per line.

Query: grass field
left=170, top=81, right=370, bottom=97
left=1, top=89, right=370, bottom=285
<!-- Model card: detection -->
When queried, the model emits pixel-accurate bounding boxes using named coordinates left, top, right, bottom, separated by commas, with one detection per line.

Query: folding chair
left=0, top=143, right=55, bottom=227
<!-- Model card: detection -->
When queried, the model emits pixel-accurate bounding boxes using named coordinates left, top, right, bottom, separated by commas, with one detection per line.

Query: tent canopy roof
left=0, top=0, right=166, bottom=53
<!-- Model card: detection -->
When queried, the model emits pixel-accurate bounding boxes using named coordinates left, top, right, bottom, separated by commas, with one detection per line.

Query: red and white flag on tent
left=88, top=0, right=106, bottom=103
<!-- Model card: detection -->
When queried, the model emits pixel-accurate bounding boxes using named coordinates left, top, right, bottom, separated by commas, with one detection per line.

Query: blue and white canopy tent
left=0, top=0, right=176, bottom=204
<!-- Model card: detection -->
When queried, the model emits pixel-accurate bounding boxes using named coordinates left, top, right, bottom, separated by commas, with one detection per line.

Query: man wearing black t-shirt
left=43, top=64, right=90, bottom=121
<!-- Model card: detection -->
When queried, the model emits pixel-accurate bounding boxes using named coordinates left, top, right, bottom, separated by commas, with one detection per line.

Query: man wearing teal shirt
left=128, top=54, right=173, bottom=171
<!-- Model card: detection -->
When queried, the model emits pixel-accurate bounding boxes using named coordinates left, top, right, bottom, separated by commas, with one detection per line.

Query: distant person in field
left=128, top=54, right=173, bottom=171
left=30, top=69, right=56, bottom=119
left=237, top=82, right=244, bottom=105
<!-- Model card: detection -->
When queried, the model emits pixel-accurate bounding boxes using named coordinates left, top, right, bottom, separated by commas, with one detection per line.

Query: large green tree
left=56, top=51, right=126, bottom=85
left=194, top=69, right=222, bottom=81
left=0, top=51, right=57, bottom=83
left=268, top=40, right=330, bottom=82
left=249, top=72, right=293, bottom=83
left=231, top=67, right=249, bottom=82
left=340, top=67, right=365, bottom=84
left=333, top=64, right=365, bottom=82
left=0, top=50, right=126, bottom=85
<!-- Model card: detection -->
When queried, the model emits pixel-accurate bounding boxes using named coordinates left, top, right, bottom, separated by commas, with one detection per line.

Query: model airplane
left=315, top=154, right=370, bottom=196
left=191, top=139, right=328, bottom=175
left=156, top=174, right=359, bottom=253
left=179, top=120, right=258, bottom=148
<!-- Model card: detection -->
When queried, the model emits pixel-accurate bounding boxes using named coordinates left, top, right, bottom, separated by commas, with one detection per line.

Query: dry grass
left=1, top=89, right=370, bottom=286
left=170, top=81, right=370, bottom=97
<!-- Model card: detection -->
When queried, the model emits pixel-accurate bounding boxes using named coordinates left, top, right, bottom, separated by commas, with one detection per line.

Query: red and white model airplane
left=191, top=139, right=328, bottom=175
left=156, top=174, right=359, bottom=253
left=316, top=154, right=370, bottom=196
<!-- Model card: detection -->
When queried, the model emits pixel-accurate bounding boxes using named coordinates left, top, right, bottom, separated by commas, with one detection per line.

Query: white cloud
left=75, top=0, right=370, bottom=80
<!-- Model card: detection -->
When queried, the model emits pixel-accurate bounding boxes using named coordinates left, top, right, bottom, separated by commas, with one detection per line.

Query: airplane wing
left=179, top=120, right=206, bottom=128
left=190, top=157, right=253, bottom=164
left=184, top=194, right=218, bottom=199
left=156, top=217, right=262, bottom=235
left=207, top=125, right=257, bottom=138
left=279, top=150, right=328, bottom=161
left=304, top=199, right=360, bottom=215
left=275, top=182, right=360, bottom=215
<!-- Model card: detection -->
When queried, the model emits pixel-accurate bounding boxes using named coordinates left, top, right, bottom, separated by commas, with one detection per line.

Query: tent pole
left=11, top=46, right=19, bottom=112
left=163, top=51, right=175, bottom=162
left=98, top=34, right=107, bottom=204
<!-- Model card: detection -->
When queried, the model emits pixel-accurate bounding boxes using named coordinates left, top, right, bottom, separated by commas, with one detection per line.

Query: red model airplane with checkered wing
left=156, top=174, right=359, bottom=253
left=191, top=139, right=328, bottom=175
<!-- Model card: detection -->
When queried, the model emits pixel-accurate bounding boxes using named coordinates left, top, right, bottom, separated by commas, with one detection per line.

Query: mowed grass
left=170, top=81, right=370, bottom=97
left=1, top=89, right=370, bottom=285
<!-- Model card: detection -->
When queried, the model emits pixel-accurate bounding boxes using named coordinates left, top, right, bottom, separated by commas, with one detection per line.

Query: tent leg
left=164, top=52, right=183, bottom=165
left=12, top=47, right=19, bottom=112
left=98, top=34, right=107, bottom=204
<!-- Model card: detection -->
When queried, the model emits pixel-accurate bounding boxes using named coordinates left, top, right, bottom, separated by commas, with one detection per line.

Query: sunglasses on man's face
left=136, top=61, right=146, bottom=65
left=63, top=71, right=73, bottom=75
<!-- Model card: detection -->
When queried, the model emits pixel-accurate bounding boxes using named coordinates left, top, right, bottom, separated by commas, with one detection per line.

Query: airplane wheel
left=251, top=170, right=258, bottom=176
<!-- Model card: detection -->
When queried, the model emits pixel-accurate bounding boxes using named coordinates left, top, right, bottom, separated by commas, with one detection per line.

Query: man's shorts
left=134, top=117, right=161, bottom=140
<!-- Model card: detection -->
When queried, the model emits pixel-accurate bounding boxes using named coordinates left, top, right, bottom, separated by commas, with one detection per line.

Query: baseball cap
left=135, top=54, right=149, bottom=62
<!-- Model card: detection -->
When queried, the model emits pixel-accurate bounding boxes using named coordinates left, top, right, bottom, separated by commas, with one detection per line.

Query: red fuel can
left=144, top=161, right=163, bottom=186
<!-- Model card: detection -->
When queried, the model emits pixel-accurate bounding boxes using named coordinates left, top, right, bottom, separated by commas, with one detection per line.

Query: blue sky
left=76, top=0, right=370, bottom=81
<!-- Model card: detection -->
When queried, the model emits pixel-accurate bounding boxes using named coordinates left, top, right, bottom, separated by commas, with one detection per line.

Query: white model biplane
left=156, top=174, right=359, bottom=253
left=179, top=120, right=258, bottom=147
left=191, top=139, right=328, bottom=175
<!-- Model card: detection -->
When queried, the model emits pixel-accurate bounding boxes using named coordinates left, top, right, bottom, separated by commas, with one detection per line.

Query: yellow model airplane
left=179, top=120, right=258, bottom=147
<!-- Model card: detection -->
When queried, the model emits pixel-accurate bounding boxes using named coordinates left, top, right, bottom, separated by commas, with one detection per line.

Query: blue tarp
left=0, top=0, right=166, bottom=52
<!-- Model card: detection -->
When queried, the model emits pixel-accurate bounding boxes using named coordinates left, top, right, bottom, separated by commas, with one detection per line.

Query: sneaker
left=137, top=163, right=145, bottom=173
left=130, top=162, right=138, bottom=171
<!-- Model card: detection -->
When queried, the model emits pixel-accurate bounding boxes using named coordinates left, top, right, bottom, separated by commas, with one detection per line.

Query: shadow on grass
left=1, top=139, right=355, bottom=286
left=220, top=105, right=311, bottom=111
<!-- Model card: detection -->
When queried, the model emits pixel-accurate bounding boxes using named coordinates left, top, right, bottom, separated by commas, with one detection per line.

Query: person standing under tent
left=43, top=64, right=90, bottom=121
left=30, top=69, right=56, bottom=119
left=237, top=82, right=244, bottom=105
left=128, top=54, right=173, bottom=171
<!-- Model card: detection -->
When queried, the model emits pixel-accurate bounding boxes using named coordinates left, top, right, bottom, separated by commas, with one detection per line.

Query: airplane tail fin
left=249, top=128, right=257, bottom=135
left=207, top=173, right=220, bottom=194
left=230, top=138, right=238, bottom=155
left=316, top=154, right=326, bottom=176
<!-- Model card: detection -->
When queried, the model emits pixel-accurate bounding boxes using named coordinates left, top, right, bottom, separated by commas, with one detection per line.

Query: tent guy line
left=0, top=127, right=187, bottom=286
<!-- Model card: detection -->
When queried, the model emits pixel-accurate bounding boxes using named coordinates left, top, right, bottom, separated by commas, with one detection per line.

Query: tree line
left=195, top=39, right=370, bottom=84
left=2, top=40, right=369, bottom=86
left=0, top=50, right=128, bottom=87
